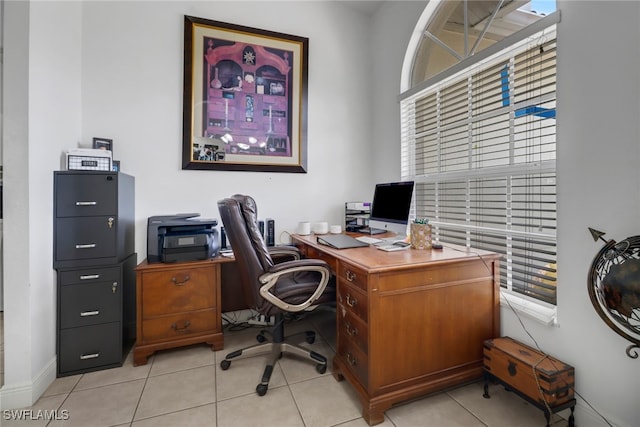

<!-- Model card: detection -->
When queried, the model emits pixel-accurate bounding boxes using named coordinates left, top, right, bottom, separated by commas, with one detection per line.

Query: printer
left=147, top=213, right=219, bottom=263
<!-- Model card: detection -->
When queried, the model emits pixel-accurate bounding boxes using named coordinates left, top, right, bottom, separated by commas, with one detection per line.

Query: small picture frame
left=92, top=137, right=113, bottom=152
left=112, top=160, right=120, bottom=172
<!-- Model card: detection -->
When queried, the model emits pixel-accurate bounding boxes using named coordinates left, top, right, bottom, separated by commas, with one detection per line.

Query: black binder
left=316, top=234, right=368, bottom=249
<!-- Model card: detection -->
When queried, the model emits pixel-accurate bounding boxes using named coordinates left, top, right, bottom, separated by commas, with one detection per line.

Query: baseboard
left=0, top=356, right=56, bottom=410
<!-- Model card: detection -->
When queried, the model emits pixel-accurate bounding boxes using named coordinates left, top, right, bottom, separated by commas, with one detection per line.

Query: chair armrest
left=268, top=245, right=301, bottom=262
left=258, top=259, right=331, bottom=312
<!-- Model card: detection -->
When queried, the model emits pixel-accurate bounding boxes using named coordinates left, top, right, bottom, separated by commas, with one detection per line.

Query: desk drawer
left=141, top=309, right=217, bottom=343
left=337, top=305, right=368, bottom=354
left=140, top=266, right=217, bottom=316
left=337, top=282, right=368, bottom=323
left=305, top=246, right=338, bottom=273
left=338, top=336, right=369, bottom=389
left=338, top=262, right=368, bottom=292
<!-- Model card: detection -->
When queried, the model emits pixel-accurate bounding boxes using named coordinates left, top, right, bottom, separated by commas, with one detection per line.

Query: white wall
left=4, top=2, right=639, bottom=426
left=79, top=0, right=378, bottom=255
left=2, top=0, right=83, bottom=407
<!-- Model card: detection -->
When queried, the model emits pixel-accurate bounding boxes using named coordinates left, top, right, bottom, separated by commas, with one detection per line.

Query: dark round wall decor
left=587, top=228, right=640, bottom=359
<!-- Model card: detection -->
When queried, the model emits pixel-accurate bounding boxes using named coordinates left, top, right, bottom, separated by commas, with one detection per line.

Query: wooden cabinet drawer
left=337, top=305, right=368, bottom=354
left=60, top=281, right=121, bottom=328
left=140, top=266, right=217, bottom=316
left=338, top=262, right=368, bottom=292
left=337, top=282, right=368, bottom=322
left=55, top=172, right=118, bottom=217
left=337, top=337, right=369, bottom=389
left=59, top=322, right=121, bottom=373
left=141, top=309, right=217, bottom=343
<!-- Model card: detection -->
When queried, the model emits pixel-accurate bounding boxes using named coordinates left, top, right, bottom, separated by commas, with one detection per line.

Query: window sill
left=500, top=291, right=558, bottom=327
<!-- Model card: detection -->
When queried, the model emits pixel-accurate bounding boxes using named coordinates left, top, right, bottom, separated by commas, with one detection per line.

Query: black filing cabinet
left=53, top=171, right=136, bottom=377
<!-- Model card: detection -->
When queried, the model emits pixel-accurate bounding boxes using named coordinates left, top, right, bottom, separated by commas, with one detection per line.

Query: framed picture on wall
left=92, top=137, right=113, bottom=153
left=181, top=15, right=309, bottom=173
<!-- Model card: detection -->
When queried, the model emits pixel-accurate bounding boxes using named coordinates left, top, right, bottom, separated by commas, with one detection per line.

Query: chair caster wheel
left=306, top=331, right=316, bottom=344
left=316, top=363, right=327, bottom=374
left=220, top=360, right=231, bottom=370
left=256, top=384, right=268, bottom=396
left=256, top=334, right=267, bottom=343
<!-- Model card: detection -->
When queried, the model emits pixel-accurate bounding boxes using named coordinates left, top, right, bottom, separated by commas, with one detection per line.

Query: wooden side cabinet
left=133, top=259, right=225, bottom=365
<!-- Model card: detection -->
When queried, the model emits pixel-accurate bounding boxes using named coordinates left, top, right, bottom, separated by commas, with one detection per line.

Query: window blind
left=402, top=25, right=557, bottom=305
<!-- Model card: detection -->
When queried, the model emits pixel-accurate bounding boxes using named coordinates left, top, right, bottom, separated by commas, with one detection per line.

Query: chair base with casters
left=220, top=312, right=327, bottom=396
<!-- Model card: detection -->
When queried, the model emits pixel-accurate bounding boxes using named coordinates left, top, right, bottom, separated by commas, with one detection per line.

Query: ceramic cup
left=330, top=225, right=342, bottom=234
left=298, top=221, right=311, bottom=235
left=312, top=222, right=329, bottom=234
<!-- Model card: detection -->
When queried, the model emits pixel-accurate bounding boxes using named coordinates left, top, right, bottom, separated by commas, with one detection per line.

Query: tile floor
left=2, top=308, right=573, bottom=427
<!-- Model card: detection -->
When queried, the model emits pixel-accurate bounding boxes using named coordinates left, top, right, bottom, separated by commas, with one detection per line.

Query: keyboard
left=355, top=236, right=383, bottom=245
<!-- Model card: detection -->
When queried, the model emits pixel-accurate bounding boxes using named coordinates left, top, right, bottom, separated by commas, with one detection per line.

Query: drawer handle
left=171, top=275, right=190, bottom=286
left=80, top=310, right=99, bottom=317
left=171, top=321, right=191, bottom=333
left=345, top=270, right=356, bottom=282
left=80, top=274, right=100, bottom=280
left=346, top=294, right=357, bottom=308
left=345, top=322, right=358, bottom=337
left=346, top=352, right=357, bottom=367
left=112, top=282, right=118, bottom=293
left=75, top=243, right=96, bottom=249
left=75, top=201, right=97, bottom=206
left=80, top=353, right=100, bottom=360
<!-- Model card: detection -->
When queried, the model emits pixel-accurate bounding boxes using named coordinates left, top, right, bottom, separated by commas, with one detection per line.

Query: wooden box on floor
left=483, top=336, right=576, bottom=427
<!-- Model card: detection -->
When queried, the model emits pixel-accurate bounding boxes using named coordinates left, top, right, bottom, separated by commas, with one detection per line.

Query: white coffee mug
left=298, top=221, right=311, bottom=235
left=312, top=222, right=329, bottom=235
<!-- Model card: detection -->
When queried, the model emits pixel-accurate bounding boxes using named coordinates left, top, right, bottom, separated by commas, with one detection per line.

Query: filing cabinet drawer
left=55, top=173, right=118, bottom=217
left=140, top=309, right=218, bottom=343
left=59, top=281, right=121, bottom=328
left=337, top=282, right=368, bottom=322
left=338, top=262, right=368, bottom=292
left=55, top=216, right=117, bottom=261
left=59, top=266, right=121, bottom=286
left=59, top=322, right=121, bottom=373
left=337, top=337, right=369, bottom=389
left=140, top=266, right=217, bottom=316
left=337, top=306, right=368, bottom=354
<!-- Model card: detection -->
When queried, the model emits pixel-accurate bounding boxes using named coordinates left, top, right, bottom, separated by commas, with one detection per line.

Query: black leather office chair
left=217, top=195, right=336, bottom=396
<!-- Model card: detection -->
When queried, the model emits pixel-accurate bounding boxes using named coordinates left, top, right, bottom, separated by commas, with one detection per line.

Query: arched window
left=400, top=1, right=559, bottom=314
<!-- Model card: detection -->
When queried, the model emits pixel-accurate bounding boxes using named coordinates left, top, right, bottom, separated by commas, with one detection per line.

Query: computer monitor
left=367, top=181, right=415, bottom=236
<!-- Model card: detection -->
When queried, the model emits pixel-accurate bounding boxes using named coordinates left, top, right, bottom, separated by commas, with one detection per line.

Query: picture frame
left=182, top=15, right=309, bottom=173
left=92, top=137, right=113, bottom=152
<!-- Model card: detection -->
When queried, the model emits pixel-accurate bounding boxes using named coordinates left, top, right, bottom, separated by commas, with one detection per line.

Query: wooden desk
left=292, top=233, right=501, bottom=425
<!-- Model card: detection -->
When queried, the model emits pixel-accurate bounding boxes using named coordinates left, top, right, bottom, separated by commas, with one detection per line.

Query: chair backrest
left=217, top=195, right=274, bottom=312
